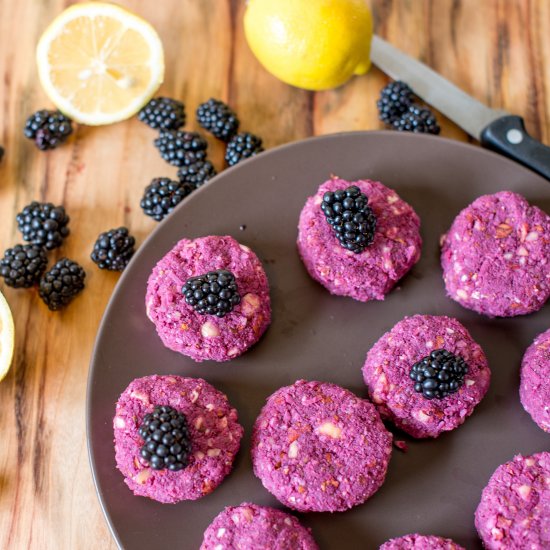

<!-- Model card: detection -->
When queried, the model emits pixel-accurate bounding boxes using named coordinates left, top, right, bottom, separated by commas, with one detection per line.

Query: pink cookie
left=251, top=380, right=392, bottom=512
left=200, top=503, right=318, bottom=550
left=441, top=191, right=550, bottom=317
left=520, top=328, right=550, bottom=432
left=297, top=177, right=422, bottom=302
left=113, top=375, right=243, bottom=503
left=475, top=452, right=550, bottom=549
left=380, top=533, right=465, bottom=550
left=146, top=235, right=271, bottom=362
left=362, top=315, right=490, bottom=438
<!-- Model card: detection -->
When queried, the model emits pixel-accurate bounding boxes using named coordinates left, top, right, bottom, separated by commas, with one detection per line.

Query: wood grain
left=0, top=0, right=547, bottom=548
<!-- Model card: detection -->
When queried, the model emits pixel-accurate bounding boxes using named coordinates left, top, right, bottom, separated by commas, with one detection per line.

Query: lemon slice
left=36, top=2, right=164, bottom=125
left=0, top=290, right=15, bottom=382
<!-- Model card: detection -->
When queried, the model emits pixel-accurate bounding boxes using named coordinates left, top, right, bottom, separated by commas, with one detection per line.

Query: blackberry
left=16, top=201, right=70, bottom=250
left=377, top=81, right=414, bottom=125
left=154, top=130, right=207, bottom=167
left=321, top=186, right=377, bottom=253
left=91, top=227, right=136, bottom=271
left=24, top=110, right=73, bottom=150
left=182, top=270, right=241, bottom=318
left=196, top=98, right=239, bottom=142
left=138, top=97, right=185, bottom=131
left=0, top=244, right=47, bottom=288
left=138, top=405, right=191, bottom=471
left=177, top=160, right=217, bottom=189
left=140, top=177, right=193, bottom=221
left=410, top=349, right=468, bottom=400
left=225, top=132, right=264, bottom=167
left=393, top=104, right=440, bottom=135
left=39, top=258, right=86, bottom=311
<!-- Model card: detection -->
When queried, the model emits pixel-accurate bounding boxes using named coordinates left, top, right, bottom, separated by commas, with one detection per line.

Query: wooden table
left=1, top=0, right=548, bottom=548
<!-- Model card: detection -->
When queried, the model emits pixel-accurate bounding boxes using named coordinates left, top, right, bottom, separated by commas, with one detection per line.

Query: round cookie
left=146, top=235, right=271, bottom=362
left=475, top=452, right=550, bottom=549
left=380, top=534, right=465, bottom=550
left=251, top=380, right=393, bottom=512
left=113, top=375, right=243, bottom=503
left=520, top=328, right=550, bottom=432
left=297, top=177, right=422, bottom=302
left=362, top=315, right=490, bottom=438
left=441, top=191, right=550, bottom=317
left=200, top=503, right=318, bottom=550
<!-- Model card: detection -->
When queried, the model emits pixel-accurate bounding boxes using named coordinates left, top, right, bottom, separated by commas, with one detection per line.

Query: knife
left=371, top=35, right=550, bottom=181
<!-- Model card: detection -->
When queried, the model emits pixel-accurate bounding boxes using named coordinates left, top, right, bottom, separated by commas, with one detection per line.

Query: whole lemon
left=244, top=0, right=373, bottom=91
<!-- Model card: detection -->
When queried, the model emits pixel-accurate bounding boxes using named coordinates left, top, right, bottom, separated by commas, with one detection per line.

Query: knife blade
left=371, top=35, right=506, bottom=138
left=371, top=35, right=550, bottom=181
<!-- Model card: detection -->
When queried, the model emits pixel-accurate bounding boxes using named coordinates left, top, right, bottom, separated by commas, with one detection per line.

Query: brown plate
left=87, top=131, right=550, bottom=549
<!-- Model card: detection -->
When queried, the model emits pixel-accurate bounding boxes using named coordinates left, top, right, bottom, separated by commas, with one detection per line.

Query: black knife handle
left=480, top=115, right=550, bottom=181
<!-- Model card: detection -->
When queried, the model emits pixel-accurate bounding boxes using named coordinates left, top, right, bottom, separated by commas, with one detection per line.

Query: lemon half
left=36, top=2, right=164, bottom=125
left=0, top=290, right=15, bottom=382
